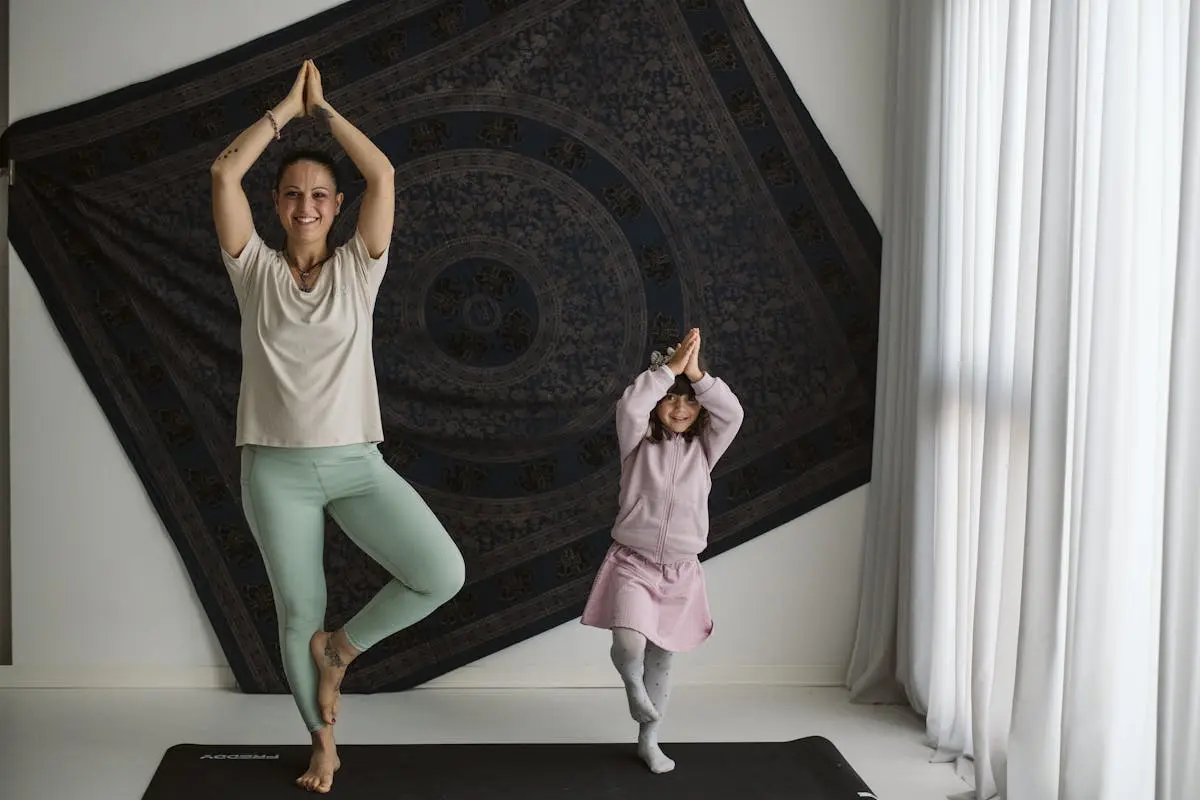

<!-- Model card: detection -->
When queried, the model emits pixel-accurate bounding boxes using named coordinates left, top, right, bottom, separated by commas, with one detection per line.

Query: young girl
left=581, top=327, right=745, bottom=773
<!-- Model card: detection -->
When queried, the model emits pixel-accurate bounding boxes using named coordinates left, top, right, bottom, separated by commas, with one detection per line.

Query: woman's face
left=274, top=160, right=341, bottom=247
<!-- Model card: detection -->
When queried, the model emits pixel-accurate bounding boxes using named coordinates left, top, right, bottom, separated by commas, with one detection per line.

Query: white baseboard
left=0, top=665, right=237, bottom=689
left=0, top=664, right=847, bottom=690
left=424, top=664, right=848, bottom=689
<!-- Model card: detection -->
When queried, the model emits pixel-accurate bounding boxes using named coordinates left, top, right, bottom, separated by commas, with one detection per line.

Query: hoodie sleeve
left=692, top=372, right=745, bottom=467
left=615, top=366, right=677, bottom=461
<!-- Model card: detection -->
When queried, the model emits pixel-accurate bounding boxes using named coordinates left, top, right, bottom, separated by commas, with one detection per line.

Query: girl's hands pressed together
left=666, top=329, right=699, bottom=377
left=684, top=328, right=704, bottom=382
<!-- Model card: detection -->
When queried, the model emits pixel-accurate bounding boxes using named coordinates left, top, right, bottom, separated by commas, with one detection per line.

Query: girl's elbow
left=712, top=399, right=744, bottom=427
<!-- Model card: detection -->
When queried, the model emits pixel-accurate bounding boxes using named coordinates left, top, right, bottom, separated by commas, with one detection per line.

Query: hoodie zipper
left=657, top=436, right=680, bottom=563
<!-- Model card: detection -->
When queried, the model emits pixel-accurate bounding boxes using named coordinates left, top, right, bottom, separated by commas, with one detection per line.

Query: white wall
left=0, top=0, right=9, bottom=667
left=4, top=0, right=888, bottom=687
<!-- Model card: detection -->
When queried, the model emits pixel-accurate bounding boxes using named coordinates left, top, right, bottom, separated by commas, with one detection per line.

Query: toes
left=298, top=771, right=323, bottom=791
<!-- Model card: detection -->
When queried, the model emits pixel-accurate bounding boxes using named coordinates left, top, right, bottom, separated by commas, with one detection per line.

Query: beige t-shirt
left=221, top=229, right=389, bottom=448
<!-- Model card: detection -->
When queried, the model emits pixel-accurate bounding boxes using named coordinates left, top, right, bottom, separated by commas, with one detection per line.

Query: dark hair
left=274, top=149, right=341, bottom=192
left=647, top=373, right=710, bottom=442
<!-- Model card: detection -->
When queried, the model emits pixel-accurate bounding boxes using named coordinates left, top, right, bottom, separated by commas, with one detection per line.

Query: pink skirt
left=580, top=542, right=713, bottom=653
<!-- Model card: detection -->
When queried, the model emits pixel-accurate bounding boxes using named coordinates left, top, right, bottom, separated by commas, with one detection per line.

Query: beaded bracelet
left=264, top=109, right=280, bottom=140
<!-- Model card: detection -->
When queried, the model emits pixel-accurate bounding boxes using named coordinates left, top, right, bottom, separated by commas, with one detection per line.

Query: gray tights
left=610, top=627, right=676, bottom=773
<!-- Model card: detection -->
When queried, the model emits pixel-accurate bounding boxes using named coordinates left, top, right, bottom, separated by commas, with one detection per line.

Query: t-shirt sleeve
left=346, top=229, right=391, bottom=305
left=220, top=229, right=268, bottom=308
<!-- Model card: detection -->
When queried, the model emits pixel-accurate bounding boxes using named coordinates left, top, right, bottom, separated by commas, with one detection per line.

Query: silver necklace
left=286, top=254, right=325, bottom=293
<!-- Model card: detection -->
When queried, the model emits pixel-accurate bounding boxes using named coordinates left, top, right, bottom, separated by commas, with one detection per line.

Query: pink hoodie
left=610, top=365, right=745, bottom=563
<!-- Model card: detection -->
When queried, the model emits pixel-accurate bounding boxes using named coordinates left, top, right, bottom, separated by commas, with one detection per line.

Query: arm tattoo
left=312, top=105, right=333, bottom=133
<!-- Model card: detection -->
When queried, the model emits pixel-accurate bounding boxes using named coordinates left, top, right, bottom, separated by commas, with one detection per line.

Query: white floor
left=0, top=684, right=967, bottom=798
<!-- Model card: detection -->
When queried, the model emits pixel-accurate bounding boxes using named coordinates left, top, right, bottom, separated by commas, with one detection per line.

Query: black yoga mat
left=142, top=737, right=878, bottom=799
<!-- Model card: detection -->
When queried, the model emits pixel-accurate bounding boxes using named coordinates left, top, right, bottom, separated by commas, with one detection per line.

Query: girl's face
left=656, top=392, right=701, bottom=434
left=274, top=160, right=342, bottom=247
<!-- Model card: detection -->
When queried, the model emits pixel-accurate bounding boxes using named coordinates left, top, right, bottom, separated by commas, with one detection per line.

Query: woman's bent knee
left=409, top=535, right=464, bottom=602
left=396, top=524, right=465, bottom=601
left=427, top=545, right=466, bottom=602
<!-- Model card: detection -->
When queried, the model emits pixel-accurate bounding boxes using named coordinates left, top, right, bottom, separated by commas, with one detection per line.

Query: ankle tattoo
left=324, top=637, right=346, bottom=669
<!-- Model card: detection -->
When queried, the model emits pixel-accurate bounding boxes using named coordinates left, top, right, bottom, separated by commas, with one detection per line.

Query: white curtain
left=846, top=1, right=1200, bottom=798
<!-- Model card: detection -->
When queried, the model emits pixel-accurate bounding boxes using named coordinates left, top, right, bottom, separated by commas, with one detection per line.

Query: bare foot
left=296, top=727, right=341, bottom=793
left=309, top=630, right=358, bottom=726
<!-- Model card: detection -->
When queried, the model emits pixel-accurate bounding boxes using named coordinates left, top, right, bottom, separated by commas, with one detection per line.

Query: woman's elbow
left=210, top=160, right=238, bottom=183
left=367, top=163, right=396, bottom=186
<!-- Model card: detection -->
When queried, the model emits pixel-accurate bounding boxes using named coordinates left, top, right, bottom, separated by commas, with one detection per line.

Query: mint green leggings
left=239, top=443, right=465, bottom=732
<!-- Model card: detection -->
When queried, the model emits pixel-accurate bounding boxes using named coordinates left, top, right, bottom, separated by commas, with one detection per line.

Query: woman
left=210, top=61, right=465, bottom=794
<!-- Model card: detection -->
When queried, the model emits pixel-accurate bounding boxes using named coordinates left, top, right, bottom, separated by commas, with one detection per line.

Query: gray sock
left=610, top=628, right=660, bottom=723
left=638, top=643, right=675, bottom=774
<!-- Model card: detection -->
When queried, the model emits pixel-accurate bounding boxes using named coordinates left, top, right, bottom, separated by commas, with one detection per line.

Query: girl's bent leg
left=610, top=627, right=660, bottom=723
